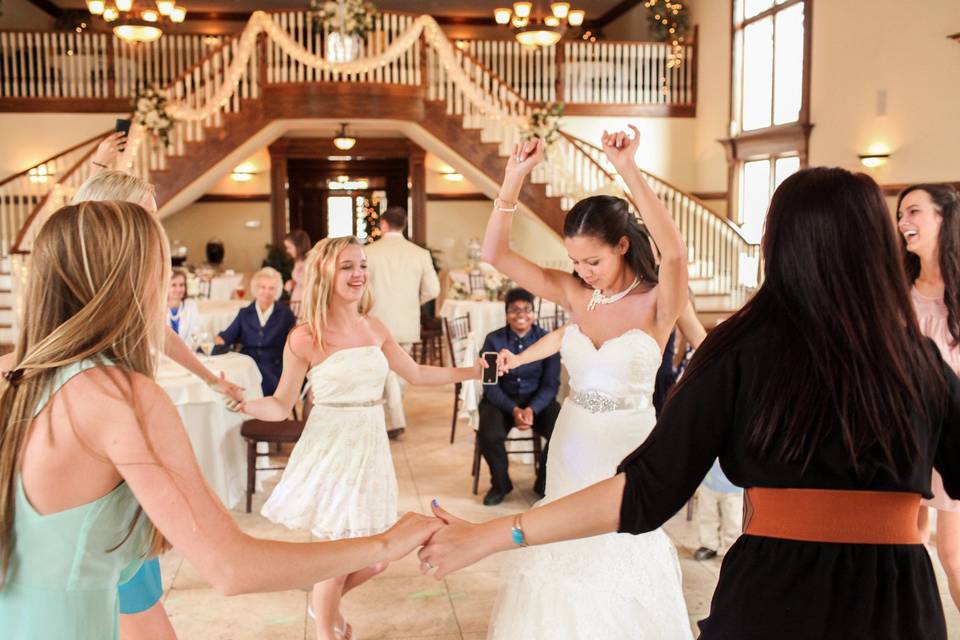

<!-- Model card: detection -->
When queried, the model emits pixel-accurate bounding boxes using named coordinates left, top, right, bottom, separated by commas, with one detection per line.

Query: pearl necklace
left=587, top=278, right=641, bottom=311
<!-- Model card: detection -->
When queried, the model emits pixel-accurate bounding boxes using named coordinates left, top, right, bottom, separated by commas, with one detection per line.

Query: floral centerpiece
left=310, top=0, right=378, bottom=47
left=133, top=87, right=175, bottom=148
left=524, top=102, right=565, bottom=149
left=484, top=272, right=512, bottom=301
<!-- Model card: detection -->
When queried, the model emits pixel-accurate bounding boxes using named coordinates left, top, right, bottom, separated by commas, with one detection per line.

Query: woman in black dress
left=419, top=167, right=960, bottom=639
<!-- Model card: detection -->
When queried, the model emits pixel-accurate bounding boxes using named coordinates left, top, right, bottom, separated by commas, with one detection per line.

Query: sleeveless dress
left=0, top=360, right=150, bottom=640
left=261, top=346, right=398, bottom=539
left=913, top=287, right=960, bottom=511
left=488, top=325, right=692, bottom=639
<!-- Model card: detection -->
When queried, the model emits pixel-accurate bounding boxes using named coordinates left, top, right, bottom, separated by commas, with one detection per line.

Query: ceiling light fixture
left=333, top=123, right=357, bottom=151
left=858, top=153, right=890, bottom=169
left=493, top=1, right=586, bottom=48
left=87, top=0, right=188, bottom=43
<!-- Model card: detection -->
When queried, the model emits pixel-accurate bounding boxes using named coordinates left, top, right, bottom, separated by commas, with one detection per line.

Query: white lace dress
left=261, top=346, right=398, bottom=539
left=488, top=325, right=692, bottom=640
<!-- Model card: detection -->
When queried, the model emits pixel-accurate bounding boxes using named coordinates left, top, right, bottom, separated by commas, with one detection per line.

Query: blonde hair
left=0, top=201, right=171, bottom=585
left=72, top=170, right=155, bottom=208
left=251, top=266, right=283, bottom=292
left=301, top=236, right=371, bottom=347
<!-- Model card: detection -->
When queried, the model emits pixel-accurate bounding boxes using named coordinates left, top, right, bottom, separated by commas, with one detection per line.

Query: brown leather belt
left=744, top=488, right=922, bottom=544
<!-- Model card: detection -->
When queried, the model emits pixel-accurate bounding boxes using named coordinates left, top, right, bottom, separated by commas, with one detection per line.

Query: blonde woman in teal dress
left=0, top=201, right=442, bottom=639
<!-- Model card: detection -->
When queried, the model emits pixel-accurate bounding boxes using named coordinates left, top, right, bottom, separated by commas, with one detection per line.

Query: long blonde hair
left=301, top=236, right=372, bottom=348
left=72, top=170, right=155, bottom=207
left=0, top=201, right=171, bottom=586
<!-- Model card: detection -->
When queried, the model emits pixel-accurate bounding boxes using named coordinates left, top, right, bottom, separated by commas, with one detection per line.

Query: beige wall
left=0, top=0, right=53, bottom=30
left=808, top=0, right=960, bottom=184
left=0, top=113, right=125, bottom=181
left=162, top=201, right=272, bottom=275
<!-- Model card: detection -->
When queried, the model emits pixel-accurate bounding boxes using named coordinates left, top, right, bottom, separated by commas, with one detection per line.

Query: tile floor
left=160, top=385, right=960, bottom=639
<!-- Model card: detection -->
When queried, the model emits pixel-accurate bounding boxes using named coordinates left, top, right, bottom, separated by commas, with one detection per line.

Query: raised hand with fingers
left=503, top=137, right=545, bottom=183
left=91, top=131, right=127, bottom=169
left=497, top=348, right=521, bottom=375
left=601, top=124, right=642, bottom=173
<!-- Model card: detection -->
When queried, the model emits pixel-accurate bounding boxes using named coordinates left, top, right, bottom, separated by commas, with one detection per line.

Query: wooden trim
left=0, top=98, right=131, bottom=113
left=736, top=0, right=804, bottom=27
left=409, top=146, right=426, bottom=245
left=720, top=123, right=814, bottom=161
left=433, top=16, right=497, bottom=26
left=880, top=182, right=960, bottom=198
left=24, top=0, right=62, bottom=18
left=196, top=193, right=270, bottom=203
left=269, top=149, right=289, bottom=248
left=0, top=130, right=111, bottom=188
left=177, top=11, right=252, bottom=21
left=560, top=103, right=695, bottom=117
left=691, top=191, right=728, bottom=201
left=427, top=193, right=490, bottom=201
left=455, top=47, right=527, bottom=106
left=594, top=0, right=643, bottom=28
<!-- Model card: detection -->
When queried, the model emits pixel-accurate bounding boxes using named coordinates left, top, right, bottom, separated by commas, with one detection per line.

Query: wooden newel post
left=106, top=36, right=116, bottom=99
left=554, top=42, right=565, bottom=103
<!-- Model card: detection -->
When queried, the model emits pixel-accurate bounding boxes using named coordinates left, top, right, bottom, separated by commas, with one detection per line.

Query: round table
left=208, top=274, right=244, bottom=301
left=195, top=299, right=247, bottom=336
left=157, top=352, right=263, bottom=510
left=439, top=298, right=559, bottom=342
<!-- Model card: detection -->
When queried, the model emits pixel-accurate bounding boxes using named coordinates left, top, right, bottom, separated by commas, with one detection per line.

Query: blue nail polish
left=431, top=499, right=439, bottom=508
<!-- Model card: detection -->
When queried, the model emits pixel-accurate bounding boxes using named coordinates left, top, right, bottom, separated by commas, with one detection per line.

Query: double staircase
left=0, top=10, right=757, bottom=345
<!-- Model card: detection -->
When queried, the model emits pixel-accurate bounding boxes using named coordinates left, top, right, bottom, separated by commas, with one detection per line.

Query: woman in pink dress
left=284, top=230, right=312, bottom=318
left=898, top=183, right=960, bottom=609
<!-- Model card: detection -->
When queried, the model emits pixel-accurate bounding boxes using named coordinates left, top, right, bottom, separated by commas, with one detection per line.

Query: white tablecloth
left=439, top=298, right=559, bottom=343
left=196, top=299, right=247, bottom=336
left=209, top=274, right=244, bottom=301
left=157, top=352, right=263, bottom=510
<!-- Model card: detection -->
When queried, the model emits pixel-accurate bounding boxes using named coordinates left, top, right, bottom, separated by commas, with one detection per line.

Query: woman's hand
left=379, top=512, right=445, bottom=563
left=209, top=371, right=245, bottom=403
left=474, top=357, right=488, bottom=380
left=497, top=348, right=521, bottom=374
left=601, top=124, right=641, bottom=173
left=418, top=502, right=503, bottom=579
left=502, top=138, right=545, bottom=185
left=91, top=132, right=126, bottom=169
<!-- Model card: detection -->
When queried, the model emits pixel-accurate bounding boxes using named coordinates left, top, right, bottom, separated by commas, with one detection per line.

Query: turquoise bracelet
left=511, top=515, right=528, bottom=547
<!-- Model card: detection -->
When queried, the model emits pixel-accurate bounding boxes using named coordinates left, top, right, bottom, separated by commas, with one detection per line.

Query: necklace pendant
left=587, top=288, right=602, bottom=312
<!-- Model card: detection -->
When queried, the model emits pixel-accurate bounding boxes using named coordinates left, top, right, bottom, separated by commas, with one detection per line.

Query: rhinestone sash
left=570, top=389, right=649, bottom=414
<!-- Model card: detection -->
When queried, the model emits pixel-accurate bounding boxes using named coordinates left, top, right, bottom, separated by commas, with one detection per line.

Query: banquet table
left=195, top=299, right=248, bottom=336
left=208, top=274, right=244, bottom=301
left=157, top=352, right=263, bottom=510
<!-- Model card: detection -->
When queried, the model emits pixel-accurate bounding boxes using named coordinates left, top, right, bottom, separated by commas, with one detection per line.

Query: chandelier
left=493, top=2, right=585, bottom=48
left=86, top=0, right=187, bottom=43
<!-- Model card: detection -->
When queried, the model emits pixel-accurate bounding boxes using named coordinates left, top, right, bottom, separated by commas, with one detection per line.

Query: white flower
left=146, top=112, right=160, bottom=127
left=137, top=98, right=152, bottom=112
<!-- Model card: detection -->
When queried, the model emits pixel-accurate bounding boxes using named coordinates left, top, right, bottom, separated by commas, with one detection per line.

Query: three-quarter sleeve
left=934, top=353, right=960, bottom=501
left=616, top=346, right=740, bottom=534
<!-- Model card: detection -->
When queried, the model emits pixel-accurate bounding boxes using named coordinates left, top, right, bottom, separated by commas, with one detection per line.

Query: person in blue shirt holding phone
left=478, top=288, right=561, bottom=506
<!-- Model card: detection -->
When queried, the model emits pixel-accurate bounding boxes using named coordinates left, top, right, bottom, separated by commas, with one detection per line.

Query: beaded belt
left=570, top=389, right=648, bottom=414
left=313, top=398, right=385, bottom=409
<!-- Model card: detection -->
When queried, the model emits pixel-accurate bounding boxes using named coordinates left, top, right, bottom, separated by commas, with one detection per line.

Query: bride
left=460, top=128, right=693, bottom=638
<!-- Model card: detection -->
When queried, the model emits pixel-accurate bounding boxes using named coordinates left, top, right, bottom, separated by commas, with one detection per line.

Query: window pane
left=774, top=156, right=801, bottom=189
left=741, top=159, right=772, bottom=245
left=773, top=3, right=804, bottom=125
left=742, top=17, right=773, bottom=131
left=326, top=196, right=354, bottom=238
left=744, top=0, right=774, bottom=19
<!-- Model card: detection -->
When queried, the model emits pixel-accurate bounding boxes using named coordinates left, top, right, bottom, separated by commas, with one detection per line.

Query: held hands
left=91, top=132, right=126, bottom=168
left=379, top=512, right=446, bottom=563
left=601, top=124, right=641, bottom=173
left=210, top=371, right=245, bottom=406
left=503, top=138, right=545, bottom=184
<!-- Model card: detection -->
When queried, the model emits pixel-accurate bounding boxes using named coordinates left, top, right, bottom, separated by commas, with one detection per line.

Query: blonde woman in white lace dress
left=240, top=236, right=482, bottom=640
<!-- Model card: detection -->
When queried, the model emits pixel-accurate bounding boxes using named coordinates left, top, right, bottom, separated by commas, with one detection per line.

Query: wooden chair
left=468, top=271, right=486, bottom=297
left=471, top=426, right=543, bottom=495
left=240, top=393, right=313, bottom=513
left=537, top=305, right=568, bottom=333
left=443, top=314, right=472, bottom=443
left=417, top=316, right=444, bottom=365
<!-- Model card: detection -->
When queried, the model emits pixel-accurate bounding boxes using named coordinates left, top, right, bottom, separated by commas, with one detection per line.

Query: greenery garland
left=525, top=102, right=565, bottom=148
left=644, top=1, right=690, bottom=45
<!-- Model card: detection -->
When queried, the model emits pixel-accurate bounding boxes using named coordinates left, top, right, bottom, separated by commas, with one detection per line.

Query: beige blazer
left=365, top=233, right=440, bottom=344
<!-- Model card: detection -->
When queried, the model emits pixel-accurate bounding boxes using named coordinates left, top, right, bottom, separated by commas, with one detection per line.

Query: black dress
left=616, top=329, right=960, bottom=639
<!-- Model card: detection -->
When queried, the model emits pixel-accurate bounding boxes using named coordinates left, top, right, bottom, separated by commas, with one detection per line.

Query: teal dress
left=0, top=360, right=151, bottom=639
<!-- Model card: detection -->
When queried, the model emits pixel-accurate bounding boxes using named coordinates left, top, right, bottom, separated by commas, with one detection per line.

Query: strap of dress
left=32, top=358, right=113, bottom=418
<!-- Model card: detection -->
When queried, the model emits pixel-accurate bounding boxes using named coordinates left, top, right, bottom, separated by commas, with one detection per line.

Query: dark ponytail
left=562, top=195, right=659, bottom=288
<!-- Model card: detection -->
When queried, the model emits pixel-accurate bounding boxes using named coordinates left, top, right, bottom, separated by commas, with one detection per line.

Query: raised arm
left=238, top=326, right=311, bottom=420
left=481, top=138, right=576, bottom=308
left=498, top=326, right=565, bottom=373
left=602, top=125, right=688, bottom=326
left=93, top=370, right=441, bottom=595
left=373, top=317, right=481, bottom=386
left=676, top=299, right=706, bottom=349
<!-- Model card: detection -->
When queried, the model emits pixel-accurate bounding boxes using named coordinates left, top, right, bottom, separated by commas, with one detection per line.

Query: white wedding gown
left=488, top=325, right=692, bottom=640
left=261, top=347, right=398, bottom=540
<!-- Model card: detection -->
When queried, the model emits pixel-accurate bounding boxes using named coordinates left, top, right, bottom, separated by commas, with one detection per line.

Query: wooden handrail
left=0, top=130, right=112, bottom=189
left=10, top=138, right=102, bottom=254
left=453, top=46, right=529, bottom=107
left=164, top=34, right=237, bottom=91
left=560, top=131, right=754, bottom=244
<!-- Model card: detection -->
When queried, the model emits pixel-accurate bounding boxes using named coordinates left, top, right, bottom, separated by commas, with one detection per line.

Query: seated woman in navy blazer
left=214, top=267, right=296, bottom=395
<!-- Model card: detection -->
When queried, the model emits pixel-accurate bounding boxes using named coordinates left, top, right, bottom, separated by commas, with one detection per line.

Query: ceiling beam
left=593, top=0, right=643, bottom=28
left=25, top=0, right=63, bottom=18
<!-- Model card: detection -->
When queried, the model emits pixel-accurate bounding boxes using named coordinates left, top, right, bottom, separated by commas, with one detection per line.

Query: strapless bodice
left=307, top=346, right=388, bottom=404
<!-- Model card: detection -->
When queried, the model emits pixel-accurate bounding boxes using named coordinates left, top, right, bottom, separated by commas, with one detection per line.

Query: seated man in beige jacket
left=365, top=206, right=441, bottom=438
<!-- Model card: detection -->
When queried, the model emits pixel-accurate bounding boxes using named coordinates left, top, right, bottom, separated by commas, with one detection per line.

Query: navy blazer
left=214, top=303, right=296, bottom=396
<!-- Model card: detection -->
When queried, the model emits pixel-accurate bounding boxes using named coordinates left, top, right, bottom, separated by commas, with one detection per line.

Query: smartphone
left=115, top=118, right=132, bottom=136
left=482, top=351, right=499, bottom=385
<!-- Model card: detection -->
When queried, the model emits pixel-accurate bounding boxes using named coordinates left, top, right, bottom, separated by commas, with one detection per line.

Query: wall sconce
left=333, top=123, right=357, bottom=150
left=230, top=163, right=258, bottom=182
left=858, top=153, right=890, bottom=168
left=441, top=171, right=464, bottom=182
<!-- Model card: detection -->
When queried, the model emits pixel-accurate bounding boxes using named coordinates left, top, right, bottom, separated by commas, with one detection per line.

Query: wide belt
left=744, top=488, right=922, bottom=544
left=570, top=389, right=649, bottom=414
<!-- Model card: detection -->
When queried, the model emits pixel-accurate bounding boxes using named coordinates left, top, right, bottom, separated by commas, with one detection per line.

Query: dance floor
left=157, top=384, right=960, bottom=639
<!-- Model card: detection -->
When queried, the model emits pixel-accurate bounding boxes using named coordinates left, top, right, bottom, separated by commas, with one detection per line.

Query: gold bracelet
left=494, top=197, right=518, bottom=213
